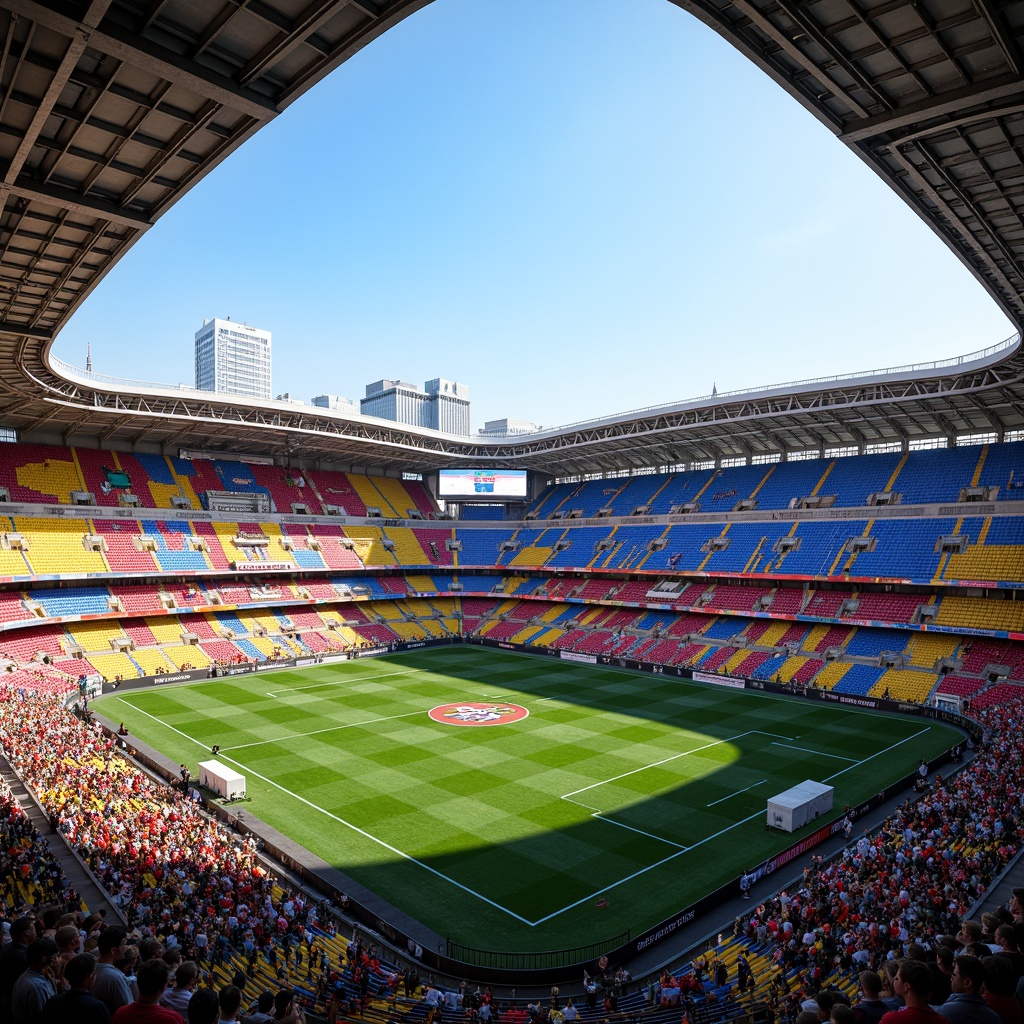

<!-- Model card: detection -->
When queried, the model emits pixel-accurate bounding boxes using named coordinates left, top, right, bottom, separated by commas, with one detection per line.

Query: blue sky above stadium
left=55, top=0, right=1014, bottom=432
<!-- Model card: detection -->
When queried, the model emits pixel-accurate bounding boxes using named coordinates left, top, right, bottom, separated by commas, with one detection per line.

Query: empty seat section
left=699, top=464, right=772, bottom=512
left=703, top=522, right=795, bottom=574
left=607, top=525, right=674, bottom=571
left=946, top=516, right=1024, bottom=583
left=456, top=529, right=517, bottom=567
left=414, top=529, right=455, bottom=565
left=121, top=620, right=160, bottom=646
left=342, top=526, right=396, bottom=566
left=851, top=592, right=925, bottom=623
left=870, top=668, right=936, bottom=701
left=896, top=446, right=980, bottom=504
left=0, top=444, right=81, bottom=502
left=302, top=469, right=367, bottom=515
left=977, top=440, right=1024, bottom=498
left=131, top=647, right=178, bottom=675
left=249, top=464, right=323, bottom=514
left=768, top=588, right=805, bottom=615
left=752, top=458, right=834, bottom=510
left=303, top=525, right=361, bottom=569
left=92, top=520, right=161, bottom=573
left=705, top=583, right=772, bottom=613
left=935, top=595, right=1024, bottom=633
left=65, top=620, right=128, bottom=651
left=904, top=633, right=958, bottom=668
left=832, top=664, right=886, bottom=695
left=142, top=521, right=210, bottom=572
left=201, top=639, right=248, bottom=662
left=547, top=527, right=609, bottom=568
left=506, top=528, right=552, bottom=568
left=402, top=479, right=437, bottom=518
left=0, top=515, right=30, bottom=577
left=844, top=626, right=904, bottom=658
left=850, top=519, right=953, bottom=582
left=648, top=468, right=718, bottom=515
left=383, top=528, right=430, bottom=566
left=86, top=651, right=139, bottom=679
left=345, top=474, right=400, bottom=516
left=72, top=448, right=131, bottom=508
left=825, top=451, right=904, bottom=508
left=17, top=517, right=110, bottom=575
left=0, top=623, right=65, bottom=662
left=120, top=453, right=186, bottom=508
left=373, top=476, right=422, bottom=518
left=0, top=591, right=27, bottom=623
left=780, top=522, right=862, bottom=576
left=935, top=675, right=986, bottom=698
left=804, top=591, right=851, bottom=619
left=813, top=661, right=853, bottom=690
left=171, top=457, right=221, bottom=508
left=27, top=587, right=110, bottom=617
left=608, top=474, right=666, bottom=515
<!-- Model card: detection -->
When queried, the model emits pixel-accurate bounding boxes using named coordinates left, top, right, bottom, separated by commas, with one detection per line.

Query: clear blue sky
left=55, top=0, right=1014, bottom=432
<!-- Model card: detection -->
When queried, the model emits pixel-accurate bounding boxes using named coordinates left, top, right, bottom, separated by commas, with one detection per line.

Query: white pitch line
left=561, top=730, right=789, bottom=799
left=771, top=742, right=858, bottom=762
left=265, top=668, right=420, bottom=698
left=530, top=848, right=689, bottom=925
left=222, top=710, right=428, bottom=751
left=707, top=779, right=768, bottom=807
left=117, top=700, right=534, bottom=925
left=563, top=799, right=689, bottom=850
left=823, top=726, right=932, bottom=783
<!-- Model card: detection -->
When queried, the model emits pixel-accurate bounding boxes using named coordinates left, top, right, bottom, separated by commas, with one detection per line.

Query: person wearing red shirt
left=879, top=960, right=945, bottom=1024
left=112, top=960, right=183, bottom=1024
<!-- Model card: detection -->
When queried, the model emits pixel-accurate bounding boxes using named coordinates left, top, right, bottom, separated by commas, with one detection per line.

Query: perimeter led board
left=438, top=469, right=527, bottom=498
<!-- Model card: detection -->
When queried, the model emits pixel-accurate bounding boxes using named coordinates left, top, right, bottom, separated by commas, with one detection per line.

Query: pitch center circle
left=428, top=702, right=529, bottom=726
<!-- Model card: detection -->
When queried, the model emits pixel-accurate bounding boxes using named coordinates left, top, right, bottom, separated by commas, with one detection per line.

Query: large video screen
left=438, top=469, right=528, bottom=499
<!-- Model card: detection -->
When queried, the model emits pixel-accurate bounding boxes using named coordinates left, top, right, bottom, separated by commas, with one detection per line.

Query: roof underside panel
left=0, top=0, right=1021, bottom=474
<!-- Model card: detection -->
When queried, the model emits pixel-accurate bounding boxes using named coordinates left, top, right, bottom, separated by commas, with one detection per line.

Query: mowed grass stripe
left=100, top=648, right=960, bottom=949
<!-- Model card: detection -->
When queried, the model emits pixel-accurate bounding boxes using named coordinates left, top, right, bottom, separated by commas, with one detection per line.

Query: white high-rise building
left=195, top=318, right=271, bottom=400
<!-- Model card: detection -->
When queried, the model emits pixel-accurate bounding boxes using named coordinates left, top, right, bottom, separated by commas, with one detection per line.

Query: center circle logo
left=428, top=702, right=529, bottom=726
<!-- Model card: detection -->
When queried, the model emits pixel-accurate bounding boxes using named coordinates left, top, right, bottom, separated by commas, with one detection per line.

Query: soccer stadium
left=0, top=2, right=1023, bottom=1024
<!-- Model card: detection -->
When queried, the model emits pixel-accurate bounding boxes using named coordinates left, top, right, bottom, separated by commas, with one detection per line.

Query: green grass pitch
left=97, top=647, right=960, bottom=953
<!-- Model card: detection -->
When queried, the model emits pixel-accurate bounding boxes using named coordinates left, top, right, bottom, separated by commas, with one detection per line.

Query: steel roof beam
left=8, top=2, right=279, bottom=121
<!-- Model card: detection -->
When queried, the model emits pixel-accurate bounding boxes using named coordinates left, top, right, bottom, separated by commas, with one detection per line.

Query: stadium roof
left=1, top=0, right=1024, bottom=478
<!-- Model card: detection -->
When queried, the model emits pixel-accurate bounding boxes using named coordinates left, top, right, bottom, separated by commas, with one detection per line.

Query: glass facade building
left=195, top=318, right=272, bottom=400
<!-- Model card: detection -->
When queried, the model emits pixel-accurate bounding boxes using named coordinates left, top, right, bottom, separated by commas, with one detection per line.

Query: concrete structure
left=195, top=318, right=272, bottom=400
left=312, top=394, right=359, bottom=414
left=479, top=418, right=538, bottom=437
left=361, top=377, right=470, bottom=436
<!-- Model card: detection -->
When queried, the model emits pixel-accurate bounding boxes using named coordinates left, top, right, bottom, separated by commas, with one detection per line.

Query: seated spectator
left=981, top=956, right=1022, bottom=1024
left=935, top=956, right=999, bottom=1024
left=880, top=960, right=942, bottom=1024
left=40, top=952, right=109, bottom=1024
left=186, top=987, right=219, bottom=1024
left=11, top=937, right=58, bottom=1024
left=112, top=959, right=182, bottom=1024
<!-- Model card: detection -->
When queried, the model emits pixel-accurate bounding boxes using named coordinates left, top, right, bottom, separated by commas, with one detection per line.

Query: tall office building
left=195, top=318, right=272, bottom=400
left=360, top=377, right=470, bottom=436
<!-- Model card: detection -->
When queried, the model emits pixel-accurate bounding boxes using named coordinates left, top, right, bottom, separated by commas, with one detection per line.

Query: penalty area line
left=771, top=742, right=858, bottom=762
left=707, top=779, right=768, bottom=807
